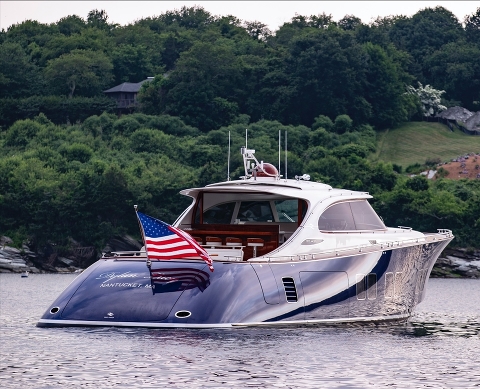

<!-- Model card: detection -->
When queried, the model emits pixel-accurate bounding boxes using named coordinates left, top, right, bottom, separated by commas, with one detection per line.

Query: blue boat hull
left=37, top=239, right=450, bottom=328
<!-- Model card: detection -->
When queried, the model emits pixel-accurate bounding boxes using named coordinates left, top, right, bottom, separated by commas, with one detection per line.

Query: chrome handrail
left=260, top=230, right=454, bottom=263
left=103, top=230, right=454, bottom=263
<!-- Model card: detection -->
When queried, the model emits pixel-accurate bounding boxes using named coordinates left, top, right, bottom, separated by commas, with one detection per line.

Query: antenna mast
left=227, top=131, right=231, bottom=181
left=278, top=130, right=281, bottom=179
left=285, top=131, right=288, bottom=181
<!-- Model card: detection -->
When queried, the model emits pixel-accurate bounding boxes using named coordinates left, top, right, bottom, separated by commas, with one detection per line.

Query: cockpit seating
left=190, top=223, right=279, bottom=260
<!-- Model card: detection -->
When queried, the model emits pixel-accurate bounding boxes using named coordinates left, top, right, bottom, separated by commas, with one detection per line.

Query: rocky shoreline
left=0, top=240, right=83, bottom=274
left=431, top=248, right=480, bottom=279
left=1, top=236, right=479, bottom=278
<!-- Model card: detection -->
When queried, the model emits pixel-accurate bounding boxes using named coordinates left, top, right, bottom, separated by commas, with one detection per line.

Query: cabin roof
left=180, top=179, right=371, bottom=202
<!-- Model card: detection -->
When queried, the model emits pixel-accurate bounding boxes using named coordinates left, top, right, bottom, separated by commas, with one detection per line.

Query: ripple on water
left=0, top=275, right=479, bottom=388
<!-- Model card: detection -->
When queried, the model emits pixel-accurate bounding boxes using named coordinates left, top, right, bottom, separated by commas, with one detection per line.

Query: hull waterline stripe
left=230, top=313, right=410, bottom=327
left=37, top=313, right=410, bottom=328
left=37, top=319, right=233, bottom=328
left=38, top=319, right=232, bottom=328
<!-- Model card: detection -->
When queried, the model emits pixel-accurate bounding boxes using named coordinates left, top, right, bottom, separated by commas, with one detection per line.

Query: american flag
left=137, top=212, right=214, bottom=272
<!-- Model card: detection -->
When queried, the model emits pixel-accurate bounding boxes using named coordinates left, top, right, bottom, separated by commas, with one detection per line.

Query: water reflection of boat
left=38, top=145, right=453, bottom=328
left=149, top=267, right=211, bottom=294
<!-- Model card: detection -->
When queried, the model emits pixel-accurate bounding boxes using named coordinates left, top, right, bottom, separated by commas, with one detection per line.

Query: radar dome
left=256, top=163, right=279, bottom=177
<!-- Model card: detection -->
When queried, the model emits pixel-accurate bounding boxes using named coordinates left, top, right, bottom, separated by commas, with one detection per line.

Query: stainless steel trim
left=38, top=312, right=411, bottom=329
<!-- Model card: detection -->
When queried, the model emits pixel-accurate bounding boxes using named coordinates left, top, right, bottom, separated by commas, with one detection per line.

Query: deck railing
left=102, top=229, right=453, bottom=264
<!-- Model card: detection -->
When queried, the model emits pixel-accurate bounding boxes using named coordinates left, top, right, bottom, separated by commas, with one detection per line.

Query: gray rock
left=58, top=257, right=74, bottom=266
left=436, top=106, right=473, bottom=122
left=456, top=265, right=472, bottom=273
left=0, top=236, right=13, bottom=246
left=0, top=262, right=13, bottom=270
left=470, top=261, right=480, bottom=269
left=446, top=255, right=469, bottom=267
left=465, top=111, right=480, bottom=132
left=1, top=246, right=21, bottom=255
left=435, top=257, right=452, bottom=266
left=103, top=235, right=142, bottom=253
left=11, top=259, right=27, bottom=265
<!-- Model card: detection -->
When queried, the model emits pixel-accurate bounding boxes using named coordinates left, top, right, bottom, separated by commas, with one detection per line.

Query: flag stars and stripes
left=137, top=212, right=214, bottom=272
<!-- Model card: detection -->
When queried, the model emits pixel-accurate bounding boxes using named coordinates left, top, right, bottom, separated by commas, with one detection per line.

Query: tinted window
left=349, top=201, right=385, bottom=230
left=274, top=200, right=298, bottom=222
left=318, top=201, right=385, bottom=231
left=202, top=202, right=236, bottom=224
left=238, top=201, right=273, bottom=222
left=318, top=202, right=355, bottom=230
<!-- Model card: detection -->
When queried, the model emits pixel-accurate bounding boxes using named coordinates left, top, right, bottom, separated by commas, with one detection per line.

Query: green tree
left=87, top=9, right=112, bottom=31
left=244, top=21, right=272, bottom=41
left=338, top=15, right=362, bottom=31
left=39, top=28, right=110, bottom=66
left=312, top=115, right=334, bottom=131
left=137, top=75, right=165, bottom=116
left=388, top=6, right=464, bottom=81
left=425, top=43, right=480, bottom=110
left=4, top=119, right=45, bottom=147
left=44, top=49, right=113, bottom=97
left=465, top=7, right=480, bottom=45
left=156, top=40, right=243, bottom=131
left=57, top=15, right=86, bottom=36
left=4, top=20, right=58, bottom=48
left=111, top=44, right=158, bottom=83
left=363, top=42, right=412, bottom=128
left=159, top=6, right=214, bottom=30
left=334, top=114, right=353, bottom=134
left=0, top=42, right=40, bottom=98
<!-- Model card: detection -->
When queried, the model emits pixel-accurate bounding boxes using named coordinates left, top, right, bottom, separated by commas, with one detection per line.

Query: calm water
left=1, top=274, right=479, bottom=389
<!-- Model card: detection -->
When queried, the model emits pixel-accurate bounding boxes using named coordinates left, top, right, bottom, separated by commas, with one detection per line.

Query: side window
left=318, top=201, right=385, bottom=231
left=318, top=202, right=355, bottom=231
left=274, top=200, right=298, bottom=222
left=201, top=202, right=236, bottom=224
left=238, top=201, right=274, bottom=222
left=349, top=201, right=385, bottom=230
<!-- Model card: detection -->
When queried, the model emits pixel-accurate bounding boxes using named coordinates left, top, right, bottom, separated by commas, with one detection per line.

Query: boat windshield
left=318, top=200, right=385, bottom=231
left=193, top=193, right=307, bottom=225
left=201, top=202, right=236, bottom=224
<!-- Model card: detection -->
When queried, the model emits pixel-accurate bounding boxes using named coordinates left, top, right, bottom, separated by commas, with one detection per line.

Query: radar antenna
left=240, top=130, right=279, bottom=180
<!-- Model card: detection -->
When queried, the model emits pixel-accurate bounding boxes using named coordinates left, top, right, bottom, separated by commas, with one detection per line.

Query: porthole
left=50, top=307, right=60, bottom=314
left=175, top=310, right=192, bottom=318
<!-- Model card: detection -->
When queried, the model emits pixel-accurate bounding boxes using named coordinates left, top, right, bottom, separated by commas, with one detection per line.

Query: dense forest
left=1, top=6, right=480, bottom=262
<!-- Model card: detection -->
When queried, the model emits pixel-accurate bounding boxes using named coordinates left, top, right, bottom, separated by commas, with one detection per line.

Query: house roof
left=103, top=78, right=153, bottom=93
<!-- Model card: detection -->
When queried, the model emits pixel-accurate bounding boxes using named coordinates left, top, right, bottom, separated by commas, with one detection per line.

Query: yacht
left=38, top=146, right=453, bottom=328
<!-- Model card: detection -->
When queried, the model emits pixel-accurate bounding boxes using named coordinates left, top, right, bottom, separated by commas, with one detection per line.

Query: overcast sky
left=0, top=1, right=478, bottom=31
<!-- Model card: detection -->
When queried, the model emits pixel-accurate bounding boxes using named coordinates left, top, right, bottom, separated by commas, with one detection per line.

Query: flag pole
left=134, top=205, right=151, bottom=268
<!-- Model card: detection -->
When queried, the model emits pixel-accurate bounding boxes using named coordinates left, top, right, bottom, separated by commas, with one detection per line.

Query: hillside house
left=103, top=77, right=153, bottom=112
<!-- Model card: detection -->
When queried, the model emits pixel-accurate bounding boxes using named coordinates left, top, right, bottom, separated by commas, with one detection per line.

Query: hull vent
left=282, top=277, right=298, bottom=303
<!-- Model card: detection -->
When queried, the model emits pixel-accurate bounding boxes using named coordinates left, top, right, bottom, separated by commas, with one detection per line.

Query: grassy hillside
left=373, top=121, right=480, bottom=167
